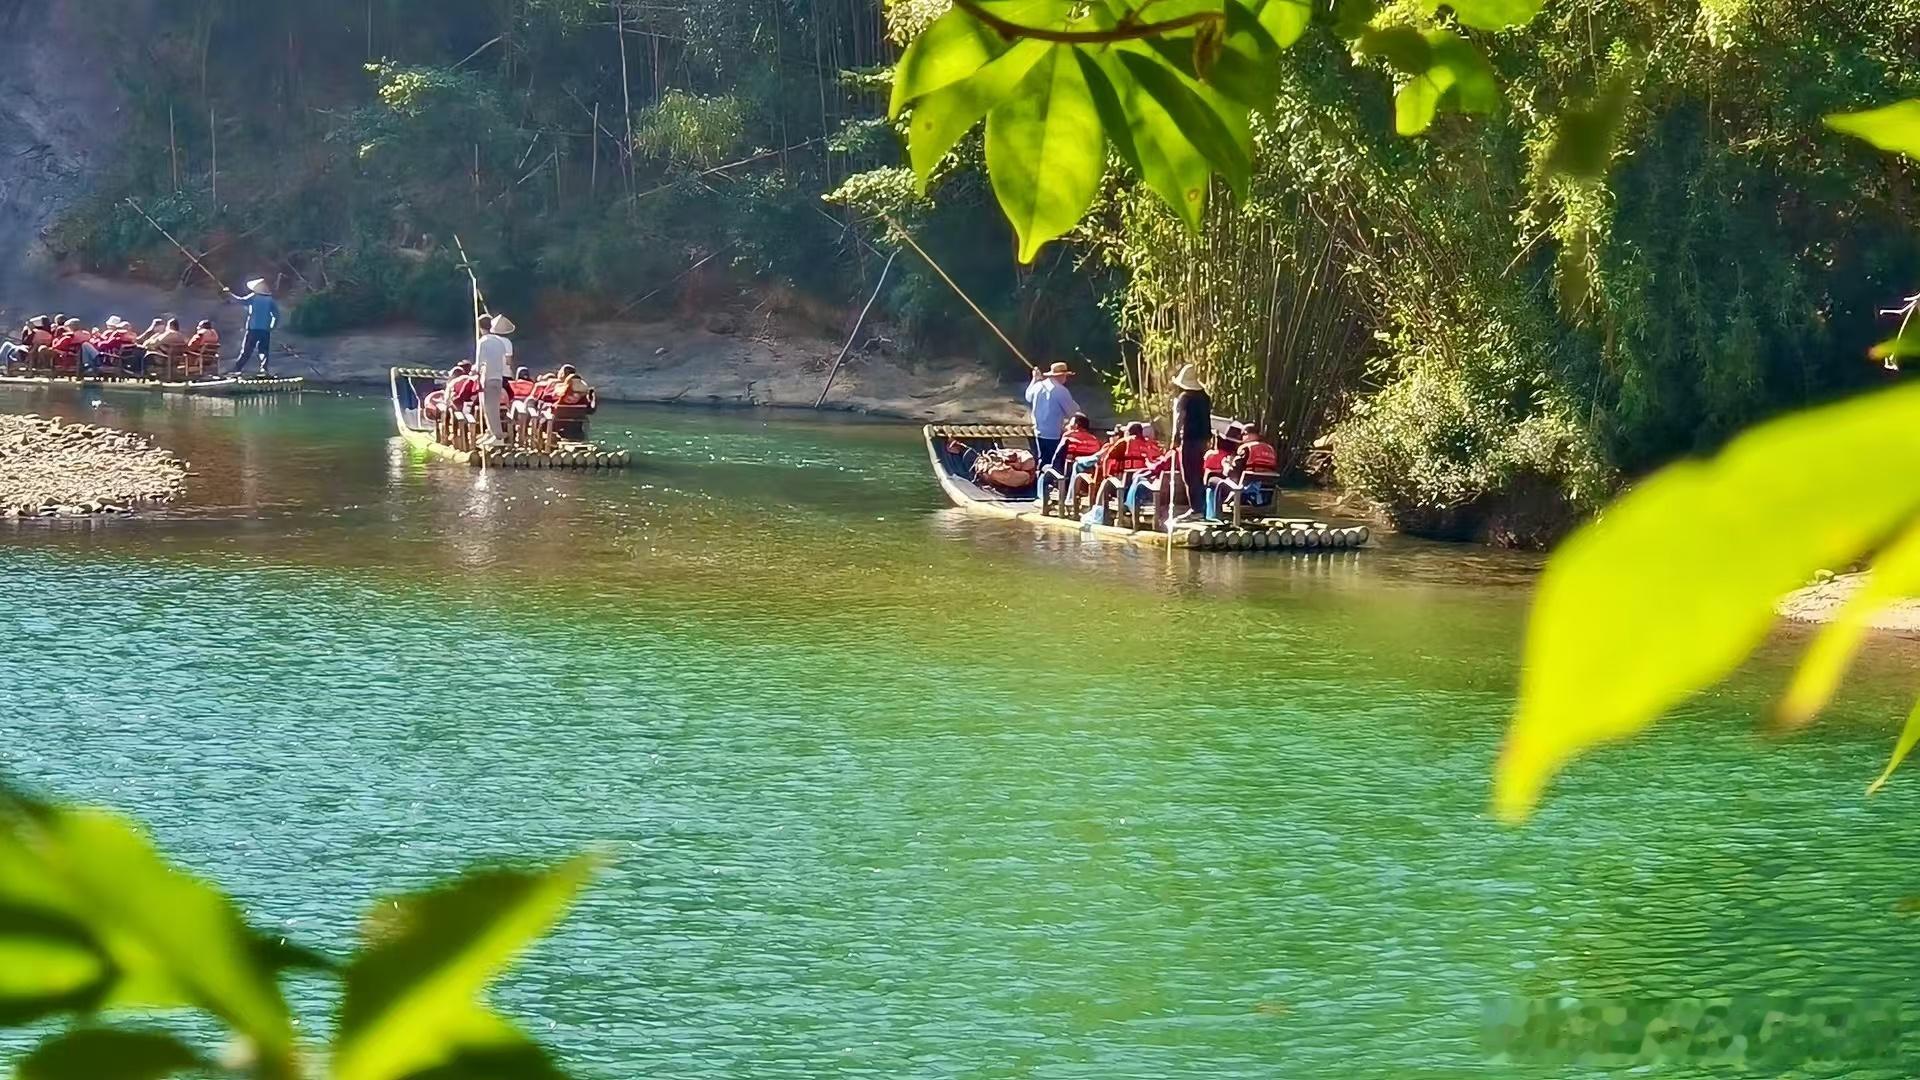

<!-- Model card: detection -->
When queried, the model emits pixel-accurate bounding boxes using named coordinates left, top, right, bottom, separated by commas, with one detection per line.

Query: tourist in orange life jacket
left=1204, top=424, right=1281, bottom=520
left=423, top=363, right=470, bottom=421
left=50, top=319, right=91, bottom=374
left=1097, top=422, right=1156, bottom=482
left=1205, top=422, right=1245, bottom=480
left=1, top=316, right=53, bottom=367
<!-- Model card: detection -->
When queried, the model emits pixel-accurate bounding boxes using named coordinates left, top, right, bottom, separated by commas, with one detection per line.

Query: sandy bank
left=0, top=413, right=185, bottom=516
left=1777, top=572, right=1920, bottom=638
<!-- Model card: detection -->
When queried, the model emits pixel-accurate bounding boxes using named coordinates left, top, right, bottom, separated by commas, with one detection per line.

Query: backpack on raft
left=972, top=448, right=1037, bottom=492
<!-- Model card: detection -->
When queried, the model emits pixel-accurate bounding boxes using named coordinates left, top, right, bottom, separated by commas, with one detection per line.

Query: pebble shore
left=0, top=414, right=187, bottom=517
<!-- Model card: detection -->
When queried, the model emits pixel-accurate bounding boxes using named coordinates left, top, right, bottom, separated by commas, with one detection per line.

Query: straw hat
left=246, top=278, right=271, bottom=294
left=103, top=316, right=128, bottom=329
left=1042, top=361, right=1072, bottom=378
left=489, top=315, right=516, bottom=335
left=1172, top=364, right=1206, bottom=392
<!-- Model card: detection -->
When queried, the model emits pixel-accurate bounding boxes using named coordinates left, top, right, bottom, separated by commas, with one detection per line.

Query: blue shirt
left=1023, top=377, right=1079, bottom=439
left=233, top=292, right=280, bottom=331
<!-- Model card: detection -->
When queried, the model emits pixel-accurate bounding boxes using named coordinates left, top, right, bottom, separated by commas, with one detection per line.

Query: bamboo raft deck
left=927, top=423, right=1370, bottom=553
left=392, top=367, right=629, bottom=471
left=0, top=373, right=305, bottom=396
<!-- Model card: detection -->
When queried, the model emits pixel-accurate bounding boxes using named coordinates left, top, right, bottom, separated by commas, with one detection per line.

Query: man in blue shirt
left=227, top=278, right=280, bottom=376
left=1023, top=361, right=1080, bottom=472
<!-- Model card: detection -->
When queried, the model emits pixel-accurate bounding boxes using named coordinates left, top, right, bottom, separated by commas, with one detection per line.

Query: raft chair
left=1115, top=469, right=1171, bottom=532
left=184, top=342, right=219, bottom=380
left=533, top=393, right=598, bottom=453
left=145, top=342, right=186, bottom=383
left=1213, top=469, right=1284, bottom=527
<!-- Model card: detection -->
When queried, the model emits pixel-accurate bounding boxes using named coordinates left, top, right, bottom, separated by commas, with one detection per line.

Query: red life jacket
left=448, top=374, right=481, bottom=408
left=1062, top=427, right=1104, bottom=458
left=1111, top=436, right=1153, bottom=474
left=508, top=379, right=535, bottom=400
left=423, top=389, right=447, bottom=420
left=1241, top=440, right=1279, bottom=472
left=1204, top=449, right=1230, bottom=474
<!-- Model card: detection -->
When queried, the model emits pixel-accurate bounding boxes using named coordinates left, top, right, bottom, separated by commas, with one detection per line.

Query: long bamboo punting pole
left=815, top=249, right=897, bottom=409
left=881, top=214, right=1032, bottom=370
left=126, top=198, right=230, bottom=294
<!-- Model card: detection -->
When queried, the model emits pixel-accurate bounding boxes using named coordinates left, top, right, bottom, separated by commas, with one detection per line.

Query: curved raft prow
left=391, top=367, right=631, bottom=469
left=926, top=423, right=1370, bottom=553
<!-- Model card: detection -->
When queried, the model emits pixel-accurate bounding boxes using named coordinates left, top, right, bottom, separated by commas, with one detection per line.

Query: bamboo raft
left=391, top=367, right=629, bottom=470
left=0, top=373, right=305, bottom=396
left=926, top=423, right=1370, bottom=553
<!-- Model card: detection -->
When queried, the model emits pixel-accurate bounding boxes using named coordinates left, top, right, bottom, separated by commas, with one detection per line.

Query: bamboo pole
left=590, top=102, right=600, bottom=196
left=881, top=214, right=1032, bottom=370
left=209, top=108, right=217, bottom=210
left=168, top=105, right=179, bottom=192
left=815, top=249, right=898, bottom=409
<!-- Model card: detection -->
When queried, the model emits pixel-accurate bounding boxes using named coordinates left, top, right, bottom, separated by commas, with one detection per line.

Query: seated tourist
left=188, top=320, right=220, bottom=352
left=551, top=364, right=592, bottom=406
left=1206, top=423, right=1245, bottom=480
left=1, top=317, right=53, bottom=366
left=50, top=319, right=91, bottom=373
left=1205, top=424, right=1281, bottom=520
left=138, top=318, right=167, bottom=347
left=447, top=365, right=482, bottom=415
left=509, top=366, right=535, bottom=399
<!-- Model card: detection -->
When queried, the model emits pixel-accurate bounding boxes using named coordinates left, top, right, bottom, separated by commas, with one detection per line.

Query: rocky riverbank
left=1778, top=571, right=1920, bottom=638
left=0, top=414, right=185, bottom=517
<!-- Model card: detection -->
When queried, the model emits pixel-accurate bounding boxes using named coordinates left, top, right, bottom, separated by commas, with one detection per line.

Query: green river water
left=4, top=387, right=1920, bottom=1077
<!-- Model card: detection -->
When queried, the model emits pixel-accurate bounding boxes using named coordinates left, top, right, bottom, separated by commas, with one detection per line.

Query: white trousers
left=481, top=385, right=507, bottom=444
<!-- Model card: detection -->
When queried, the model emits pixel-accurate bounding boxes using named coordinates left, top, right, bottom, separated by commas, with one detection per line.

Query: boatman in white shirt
left=1023, top=361, right=1080, bottom=472
left=474, top=314, right=515, bottom=446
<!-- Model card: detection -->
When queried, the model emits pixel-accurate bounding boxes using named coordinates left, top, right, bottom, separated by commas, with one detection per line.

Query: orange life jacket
left=448, top=374, right=481, bottom=408
left=1241, top=440, right=1278, bottom=472
left=1062, top=427, right=1104, bottom=458
left=507, top=379, right=535, bottom=400
left=1110, top=436, right=1153, bottom=475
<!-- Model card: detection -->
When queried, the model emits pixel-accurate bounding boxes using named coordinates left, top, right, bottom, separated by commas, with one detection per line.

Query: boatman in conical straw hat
left=1024, top=360, right=1080, bottom=473
left=1169, top=364, right=1213, bottom=522
left=475, top=314, right=515, bottom=447
left=227, top=277, right=281, bottom=377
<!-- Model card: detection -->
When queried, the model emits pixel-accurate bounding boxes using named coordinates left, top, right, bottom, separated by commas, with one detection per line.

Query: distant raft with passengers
left=926, top=422, right=1370, bottom=553
left=390, top=366, right=630, bottom=470
left=0, top=313, right=303, bottom=396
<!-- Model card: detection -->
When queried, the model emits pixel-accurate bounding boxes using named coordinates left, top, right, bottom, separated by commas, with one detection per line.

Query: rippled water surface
left=4, top=387, right=1920, bottom=1078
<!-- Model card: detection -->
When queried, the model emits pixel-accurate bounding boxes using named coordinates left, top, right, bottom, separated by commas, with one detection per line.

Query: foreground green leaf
left=1779, top=521, right=1920, bottom=727
left=333, top=856, right=598, bottom=1080
left=1825, top=99, right=1920, bottom=163
left=1870, top=322, right=1920, bottom=365
left=1441, top=0, right=1545, bottom=31
left=1870, top=696, right=1920, bottom=795
left=1495, top=382, right=1920, bottom=822
left=985, top=45, right=1107, bottom=263
left=1255, top=0, right=1312, bottom=48
left=1080, top=50, right=1211, bottom=232
left=889, top=7, right=1004, bottom=118
left=1117, top=47, right=1252, bottom=199
left=1545, top=79, right=1631, bottom=179
left=905, top=39, right=1051, bottom=189
left=0, top=804, right=294, bottom=1065
left=16, top=1028, right=206, bottom=1080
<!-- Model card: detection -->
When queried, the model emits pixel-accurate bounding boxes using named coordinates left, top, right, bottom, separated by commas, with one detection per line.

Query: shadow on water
left=6, top=385, right=1920, bottom=1078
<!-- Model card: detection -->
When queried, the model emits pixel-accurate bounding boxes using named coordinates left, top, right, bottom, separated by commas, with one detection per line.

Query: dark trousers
left=1035, top=436, right=1062, bottom=472
left=1177, top=438, right=1207, bottom=511
left=231, top=329, right=271, bottom=374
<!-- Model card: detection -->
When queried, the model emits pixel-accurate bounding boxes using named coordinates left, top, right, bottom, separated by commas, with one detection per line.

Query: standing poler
left=1023, top=361, right=1079, bottom=472
left=227, top=277, right=280, bottom=376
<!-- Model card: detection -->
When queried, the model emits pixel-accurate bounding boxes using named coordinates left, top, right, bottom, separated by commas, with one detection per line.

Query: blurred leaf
left=0, top=805, right=293, bottom=1063
left=1356, top=26, right=1432, bottom=75
left=1080, top=50, right=1212, bottom=232
left=1333, top=0, right=1379, bottom=38
left=1545, top=79, right=1630, bottom=179
left=1442, top=0, right=1544, bottom=31
left=1825, top=99, right=1920, bottom=163
left=396, top=1010, right=570, bottom=1080
left=333, top=856, right=597, bottom=1080
left=1779, top=522, right=1920, bottom=727
left=1395, top=69, right=1450, bottom=135
left=1495, top=382, right=1920, bottom=822
left=985, top=46, right=1107, bottom=264
left=1256, top=0, right=1312, bottom=48
left=905, top=39, right=1051, bottom=189
left=1869, top=697, right=1920, bottom=795
left=1426, top=30, right=1499, bottom=113
left=16, top=1029, right=206, bottom=1080
left=0, top=905, right=112, bottom=1024
left=1870, top=324, right=1920, bottom=365
left=1209, top=1, right=1282, bottom=104
left=888, top=7, right=1004, bottom=117
left=250, top=929, right=337, bottom=974
left=1117, top=47, right=1252, bottom=199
